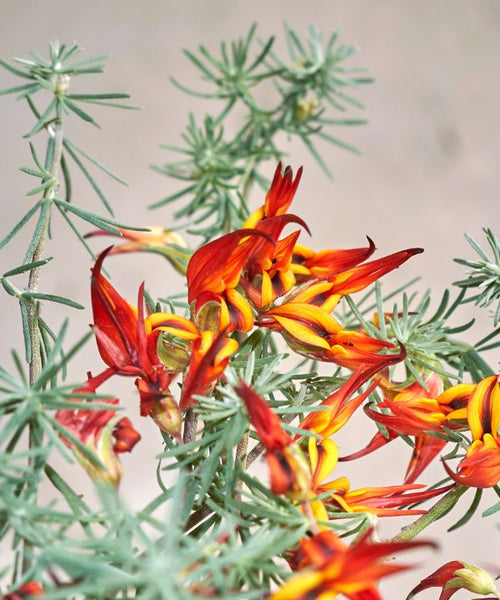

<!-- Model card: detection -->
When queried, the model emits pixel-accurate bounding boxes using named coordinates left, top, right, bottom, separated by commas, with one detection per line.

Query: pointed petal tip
left=91, top=245, right=115, bottom=275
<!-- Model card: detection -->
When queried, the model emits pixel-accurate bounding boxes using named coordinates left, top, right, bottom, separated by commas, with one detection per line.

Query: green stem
left=22, top=96, right=65, bottom=576
left=392, top=485, right=468, bottom=542
left=26, top=117, right=65, bottom=385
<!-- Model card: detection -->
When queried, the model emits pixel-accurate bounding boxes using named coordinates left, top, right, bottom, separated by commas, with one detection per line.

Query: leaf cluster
left=152, top=24, right=370, bottom=240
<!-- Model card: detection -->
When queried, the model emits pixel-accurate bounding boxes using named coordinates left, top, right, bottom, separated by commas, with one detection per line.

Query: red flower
left=288, top=247, right=424, bottom=313
left=55, top=370, right=140, bottom=486
left=306, top=438, right=452, bottom=523
left=291, top=236, right=376, bottom=280
left=342, top=373, right=472, bottom=483
left=85, top=225, right=190, bottom=274
left=187, top=229, right=273, bottom=332
left=91, top=248, right=181, bottom=436
left=234, top=382, right=311, bottom=500
left=444, top=375, right=500, bottom=488
left=241, top=214, right=310, bottom=309
left=243, top=162, right=303, bottom=228
left=297, top=359, right=405, bottom=439
left=407, top=560, right=500, bottom=599
left=257, top=302, right=401, bottom=370
left=271, top=528, right=434, bottom=600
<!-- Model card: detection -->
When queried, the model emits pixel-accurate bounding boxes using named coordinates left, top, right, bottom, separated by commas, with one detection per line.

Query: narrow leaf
left=447, top=488, right=482, bottom=531
left=0, top=199, right=42, bottom=250
left=64, top=138, right=127, bottom=185
left=63, top=142, right=113, bottom=215
left=3, top=257, right=52, bottom=277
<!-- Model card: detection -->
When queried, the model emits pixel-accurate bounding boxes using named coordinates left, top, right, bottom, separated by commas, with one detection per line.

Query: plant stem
left=233, top=430, right=249, bottom=501
left=236, top=431, right=249, bottom=470
left=246, top=411, right=298, bottom=468
left=26, top=118, right=65, bottom=385
left=246, top=440, right=265, bottom=468
left=392, top=485, right=468, bottom=542
left=22, top=106, right=64, bottom=576
left=184, top=504, right=213, bottom=533
left=183, top=407, right=198, bottom=444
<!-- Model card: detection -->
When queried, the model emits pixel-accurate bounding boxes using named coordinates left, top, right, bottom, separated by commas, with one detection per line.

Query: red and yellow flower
left=55, top=370, right=141, bottom=486
left=297, top=359, right=405, bottom=440
left=243, top=162, right=303, bottom=228
left=444, top=375, right=500, bottom=488
left=288, top=247, right=424, bottom=315
left=85, top=225, right=190, bottom=274
left=307, top=438, right=452, bottom=523
left=341, top=372, right=472, bottom=483
left=271, top=528, right=434, bottom=600
left=257, top=302, right=401, bottom=370
left=91, top=249, right=183, bottom=434
left=291, top=237, right=376, bottom=280
left=241, top=214, right=309, bottom=309
left=408, top=560, right=500, bottom=599
left=234, top=382, right=311, bottom=500
left=187, top=229, right=273, bottom=333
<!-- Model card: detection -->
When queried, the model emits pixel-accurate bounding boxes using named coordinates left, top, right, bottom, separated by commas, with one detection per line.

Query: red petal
left=407, top=561, right=465, bottom=599
left=405, top=435, right=447, bottom=483
left=327, top=248, right=424, bottom=296
left=234, top=381, right=292, bottom=451
left=187, top=229, right=274, bottom=302
left=91, top=247, right=139, bottom=366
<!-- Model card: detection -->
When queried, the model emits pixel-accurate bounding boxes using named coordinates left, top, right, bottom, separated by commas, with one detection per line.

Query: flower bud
left=451, top=563, right=499, bottom=596
left=149, top=394, right=182, bottom=440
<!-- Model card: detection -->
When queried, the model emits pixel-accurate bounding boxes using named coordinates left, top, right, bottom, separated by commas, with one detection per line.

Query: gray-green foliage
left=1, top=28, right=499, bottom=600
left=152, top=24, right=370, bottom=239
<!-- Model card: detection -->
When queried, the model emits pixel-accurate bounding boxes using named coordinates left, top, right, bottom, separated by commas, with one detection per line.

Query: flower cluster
left=66, top=163, right=425, bottom=485
left=54, top=163, right=499, bottom=598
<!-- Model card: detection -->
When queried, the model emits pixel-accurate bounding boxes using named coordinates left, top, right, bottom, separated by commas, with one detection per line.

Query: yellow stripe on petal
left=226, top=287, right=254, bottom=332
left=267, top=303, right=343, bottom=331
left=489, top=378, right=500, bottom=439
left=446, top=407, right=467, bottom=422
left=273, top=315, right=331, bottom=350
left=219, top=298, right=230, bottom=331
left=291, top=263, right=312, bottom=276
left=320, top=294, right=341, bottom=313
left=293, top=243, right=315, bottom=260
left=315, top=439, right=339, bottom=484
left=260, top=271, right=274, bottom=308
left=216, top=338, right=239, bottom=364
left=242, top=206, right=265, bottom=229
left=309, top=496, right=330, bottom=524
left=289, top=281, right=335, bottom=304
left=320, top=476, right=351, bottom=494
left=468, top=376, right=499, bottom=441
left=437, top=383, right=475, bottom=405
left=329, top=493, right=353, bottom=514
left=269, top=570, right=325, bottom=600
left=147, top=312, right=200, bottom=341
left=279, top=269, right=297, bottom=295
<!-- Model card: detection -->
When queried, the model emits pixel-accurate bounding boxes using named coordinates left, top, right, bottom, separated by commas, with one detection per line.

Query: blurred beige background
left=1, top=0, right=499, bottom=596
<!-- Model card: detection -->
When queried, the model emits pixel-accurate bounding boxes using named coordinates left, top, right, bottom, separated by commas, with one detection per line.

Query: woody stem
left=391, top=485, right=468, bottom=542
left=183, top=407, right=198, bottom=444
